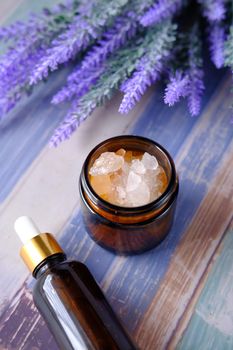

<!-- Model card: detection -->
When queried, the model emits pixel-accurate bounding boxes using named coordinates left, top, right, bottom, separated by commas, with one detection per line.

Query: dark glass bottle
left=15, top=217, right=137, bottom=350
left=33, top=254, right=136, bottom=350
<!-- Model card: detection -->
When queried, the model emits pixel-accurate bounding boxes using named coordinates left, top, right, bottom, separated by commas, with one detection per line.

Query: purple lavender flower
left=119, top=56, right=163, bottom=113
left=187, top=67, right=204, bottom=116
left=0, top=14, right=46, bottom=42
left=51, top=64, right=104, bottom=104
left=0, top=40, right=46, bottom=116
left=78, top=0, right=95, bottom=16
left=140, top=0, right=183, bottom=27
left=81, top=13, right=137, bottom=69
left=49, top=99, right=97, bottom=147
left=30, top=0, right=128, bottom=84
left=198, top=0, right=225, bottom=22
left=184, top=22, right=205, bottom=116
left=49, top=112, right=79, bottom=147
left=209, top=24, right=225, bottom=68
left=45, top=0, right=77, bottom=15
left=0, top=88, right=22, bottom=115
left=164, top=71, right=190, bottom=106
left=119, top=21, right=176, bottom=113
left=29, top=17, right=97, bottom=85
left=0, top=2, right=74, bottom=43
left=0, top=3, right=77, bottom=114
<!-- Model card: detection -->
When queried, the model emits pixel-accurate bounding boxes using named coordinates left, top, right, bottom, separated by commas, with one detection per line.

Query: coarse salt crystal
left=126, top=171, right=142, bottom=192
left=127, top=181, right=150, bottom=206
left=141, top=152, right=158, bottom=170
left=89, top=149, right=167, bottom=207
left=89, top=152, right=124, bottom=175
left=131, top=159, right=146, bottom=174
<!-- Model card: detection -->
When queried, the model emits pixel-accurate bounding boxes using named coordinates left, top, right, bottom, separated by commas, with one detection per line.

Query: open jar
left=79, top=135, right=179, bottom=254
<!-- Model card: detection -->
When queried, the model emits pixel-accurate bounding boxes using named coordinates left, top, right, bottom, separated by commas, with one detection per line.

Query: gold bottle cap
left=15, top=217, right=64, bottom=273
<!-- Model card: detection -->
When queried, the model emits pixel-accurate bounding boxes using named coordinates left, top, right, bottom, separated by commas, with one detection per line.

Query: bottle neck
left=33, top=253, right=66, bottom=279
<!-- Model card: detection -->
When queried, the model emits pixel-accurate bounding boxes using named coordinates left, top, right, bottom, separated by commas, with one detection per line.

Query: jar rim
left=80, top=135, right=178, bottom=217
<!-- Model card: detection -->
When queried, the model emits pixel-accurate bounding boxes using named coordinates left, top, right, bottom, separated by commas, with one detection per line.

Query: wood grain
left=0, top=0, right=154, bottom=309
left=169, top=220, right=233, bottom=350
left=97, top=74, right=233, bottom=333
left=0, top=1, right=233, bottom=349
left=0, top=88, right=152, bottom=310
left=177, top=225, right=233, bottom=350
left=135, top=141, right=233, bottom=349
left=1, top=71, right=232, bottom=349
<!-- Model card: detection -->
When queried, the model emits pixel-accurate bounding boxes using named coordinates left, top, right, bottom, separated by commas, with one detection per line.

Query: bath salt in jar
left=79, top=135, right=179, bottom=254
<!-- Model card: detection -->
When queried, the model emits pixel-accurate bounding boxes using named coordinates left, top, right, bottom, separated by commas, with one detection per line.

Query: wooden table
left=0, top=1, right=232, bottom=349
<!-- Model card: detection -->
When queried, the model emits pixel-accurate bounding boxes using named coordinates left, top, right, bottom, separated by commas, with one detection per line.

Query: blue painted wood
left=22, top=69, right=233, bottom=340
left=177, top=229, right=233, bottom=350
left=100, top=73, right=233, bottom=332
left=1, top=65, right=232, bottom=350
left=0, top=1, right=233, bottom=349
left=0, top=69, right=72, bottom=202
left=0, top=0, right=72, bottom=202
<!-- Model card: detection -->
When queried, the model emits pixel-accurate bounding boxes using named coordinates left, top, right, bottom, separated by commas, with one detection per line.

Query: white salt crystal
left=144, top=170, right=158, bottom=190
left=141, top=152, right=158, bottom=170
left=89, top=149, right=165, bottom=207
left=126, top=171, right=142, bottom=192
left=116, top=186, right=126, bottom=200
left=90, top=152, right=124, bottom=175
left=131, top=159, right=146, bottom=174
left=127, top=181, right=150, bottom=206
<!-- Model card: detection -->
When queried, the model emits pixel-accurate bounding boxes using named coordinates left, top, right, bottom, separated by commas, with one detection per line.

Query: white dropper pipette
left=14, top=216, right=40, bottom=245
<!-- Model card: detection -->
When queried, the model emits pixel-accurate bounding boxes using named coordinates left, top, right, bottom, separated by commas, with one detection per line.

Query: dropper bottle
left=15, top=216, right=137, bottom=350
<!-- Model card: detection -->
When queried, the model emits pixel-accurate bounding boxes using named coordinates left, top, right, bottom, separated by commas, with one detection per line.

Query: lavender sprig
left=0, top=4, right=77, bottom=116
left=56, top=11, right=138, bottom=103
left=119, top=21, right=177, bottom=113
left=0, top=2, right=76, bottom=42
left=0, top=43, right=47, bottom=117
left=51, top=10, right=138, bottom=106
left=164, top=71, right=190, bottom=106
left=209, top=24, right=225, bottom=68
left=30, top=0, right=128, bottom=84
left=140, top=0, right=183, bottom=27
left=119, top=59, right=162, bottom=113
left=50, top=28, right=161, bottom=146
left=51, top=64, right=105, bottom=104
left=81, top=13, right=137, bottom=69
left=187, top=23, right=204, bottom=116
left=0, top=17, right=44, bottom=42
left=197, top=0, right=226, bottom=23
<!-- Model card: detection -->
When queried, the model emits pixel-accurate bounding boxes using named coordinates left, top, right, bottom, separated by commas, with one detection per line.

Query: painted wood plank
left=168, top=220, right=233, bottom=349
left=0, top=2, right=233, bottom=349
left=0, top=0, right=227, bottom=309
left=0, top=0, right=71, bottom=202
left=176, top=227, right=233, bottom=350
left=0, top=71, right=232, bottom=349
left=97, top=74, right=233, bottom=332
left=0, top=0, right=153, bottom=309
left=135, top=142, right=233, bottom=349
left=0, top=89, right=152, bottom=312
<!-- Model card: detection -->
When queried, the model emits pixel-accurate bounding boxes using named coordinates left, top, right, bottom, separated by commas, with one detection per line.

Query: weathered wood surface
left=177, top=224, right=233, bottom=350
left=0, top=1, right=233, bottom=350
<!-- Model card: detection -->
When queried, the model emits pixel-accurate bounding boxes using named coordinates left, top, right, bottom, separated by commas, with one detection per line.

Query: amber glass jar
left=79, top=135, right=179, bottom=254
